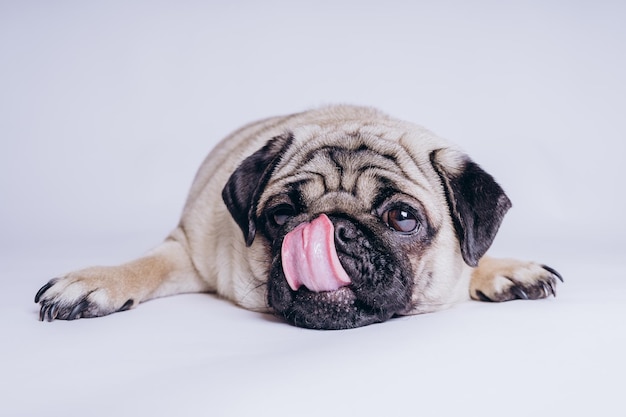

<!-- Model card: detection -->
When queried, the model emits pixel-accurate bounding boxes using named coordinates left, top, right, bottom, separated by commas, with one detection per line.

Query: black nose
left=333, top=218, right=358, bottom=249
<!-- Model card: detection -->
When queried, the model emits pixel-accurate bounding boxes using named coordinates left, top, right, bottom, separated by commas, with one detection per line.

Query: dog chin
left=268, top=285, right=391, bottom=330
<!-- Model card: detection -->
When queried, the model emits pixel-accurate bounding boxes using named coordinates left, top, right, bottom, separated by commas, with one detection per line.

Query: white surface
left=1, top=1, right=625, bottom=416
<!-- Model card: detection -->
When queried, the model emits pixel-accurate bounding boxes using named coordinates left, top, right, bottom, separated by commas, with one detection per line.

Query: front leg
left=470, top=256, right=563, bottom=302
left=35, top=237, right=211, bottom=321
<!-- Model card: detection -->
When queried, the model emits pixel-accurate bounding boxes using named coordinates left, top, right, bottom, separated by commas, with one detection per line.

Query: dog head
left=222, top=115, right=510, bottom=329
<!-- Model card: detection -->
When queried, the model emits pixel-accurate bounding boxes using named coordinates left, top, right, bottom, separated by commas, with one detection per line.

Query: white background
left=1, top=1, right=624, bottom=416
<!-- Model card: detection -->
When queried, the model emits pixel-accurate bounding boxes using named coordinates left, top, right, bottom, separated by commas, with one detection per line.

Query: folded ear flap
left=222, top=133, right=293, bottom=246
left=430, top=149, right=512, bottom=267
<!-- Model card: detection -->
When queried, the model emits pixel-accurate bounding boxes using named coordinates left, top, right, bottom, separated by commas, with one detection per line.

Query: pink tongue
left=281, top=214, right=352, bottom=292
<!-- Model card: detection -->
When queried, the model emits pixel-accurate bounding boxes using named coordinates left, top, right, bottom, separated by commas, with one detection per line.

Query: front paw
left=34, top=270, right=135, bottom=322
left=470, top=258, right=563, bottom=303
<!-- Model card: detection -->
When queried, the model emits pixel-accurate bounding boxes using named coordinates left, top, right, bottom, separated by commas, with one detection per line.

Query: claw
left=68, top=299, right=89, bottom=320
left=39, top=303, right=47, bottom=322
left=35, top=278, right=59, bottom=303
left=47, top=303, right=58, bottom=322
left=118, top=299, right=134, bottom=312
left=546, top=279, right=556, bottom=297
left=541, top=265, right=563, bottom=282
left=511, top=286, right=529, bottom=300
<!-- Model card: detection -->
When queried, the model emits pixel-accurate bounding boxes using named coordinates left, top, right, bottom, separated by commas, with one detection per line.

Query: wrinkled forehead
left=257, top=126, right=444, bottom=215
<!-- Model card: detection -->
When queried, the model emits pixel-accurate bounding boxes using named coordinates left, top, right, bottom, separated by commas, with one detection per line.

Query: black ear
left=222, top=133, right=293, bottom=246
left=430, top=149, right=512, bottom=267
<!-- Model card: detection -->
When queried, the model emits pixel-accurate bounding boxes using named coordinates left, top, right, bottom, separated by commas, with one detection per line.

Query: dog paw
left=34, top=269, right=135, bottom=322
left=470, top=258, right=563, bottom=303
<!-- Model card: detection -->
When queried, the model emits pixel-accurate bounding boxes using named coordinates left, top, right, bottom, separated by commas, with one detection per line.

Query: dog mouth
left=267, top=214, right=412, bottom=330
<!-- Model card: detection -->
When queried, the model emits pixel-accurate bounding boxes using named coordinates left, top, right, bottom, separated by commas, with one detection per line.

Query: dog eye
left=271, top=206, right=295, bottom=226
left=383, top=208, right=419, bottom=233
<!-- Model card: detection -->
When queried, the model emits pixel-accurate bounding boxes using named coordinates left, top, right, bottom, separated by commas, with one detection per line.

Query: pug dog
left=35, top=105, right=562, bottom=329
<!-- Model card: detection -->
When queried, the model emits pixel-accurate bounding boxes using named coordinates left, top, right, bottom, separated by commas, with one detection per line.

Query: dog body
left=35, top=106, right=561, bottom=329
